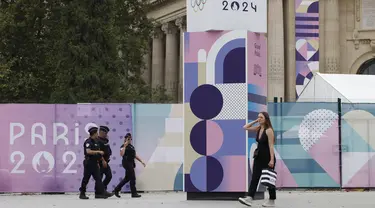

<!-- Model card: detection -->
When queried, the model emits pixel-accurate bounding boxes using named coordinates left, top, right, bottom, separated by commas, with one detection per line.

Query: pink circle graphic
left=206, top=120, right=224, bottom=155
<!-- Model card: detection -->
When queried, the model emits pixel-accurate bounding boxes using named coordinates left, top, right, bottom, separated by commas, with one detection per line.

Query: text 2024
left=222, top=1, right=257, bottom=12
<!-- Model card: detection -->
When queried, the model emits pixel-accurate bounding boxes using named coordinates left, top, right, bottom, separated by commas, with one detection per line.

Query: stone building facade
left=145, top=0, right=375, bottom=102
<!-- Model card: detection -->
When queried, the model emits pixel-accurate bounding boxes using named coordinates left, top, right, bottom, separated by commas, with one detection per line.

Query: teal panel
left=341, top=120, right=375, bottom=152
left=173, top=164, right=183, bottom=191
left=275, top=145, right=312, bottom=160
left=292, top=173, right=340, bottom=187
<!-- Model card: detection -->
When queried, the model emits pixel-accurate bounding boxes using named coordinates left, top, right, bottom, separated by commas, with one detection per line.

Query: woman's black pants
left=114, top=161, right=137, bottom=194
left=248, top=158, right=276, bottom=200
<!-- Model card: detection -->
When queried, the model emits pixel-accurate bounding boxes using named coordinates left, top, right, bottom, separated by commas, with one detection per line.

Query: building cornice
left=147, top=0, right=186, bottom=23
left=149, top=0, right=170, bottom=8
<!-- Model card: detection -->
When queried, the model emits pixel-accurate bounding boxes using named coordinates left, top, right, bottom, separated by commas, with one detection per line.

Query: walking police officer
left=79, top=126, right=114, bottom=200
left=98, top=125, right=112, bottom=191
left=113, top=133, right=145, bottom=198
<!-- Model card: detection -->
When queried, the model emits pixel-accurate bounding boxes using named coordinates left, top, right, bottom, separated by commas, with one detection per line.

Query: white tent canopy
left=297, top=73, right=375, bottom=103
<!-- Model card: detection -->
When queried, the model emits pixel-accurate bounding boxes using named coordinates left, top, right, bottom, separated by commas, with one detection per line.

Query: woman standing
left=239, top=112, right=276, bottom=207
left=113, top=133, right=146, bottom=198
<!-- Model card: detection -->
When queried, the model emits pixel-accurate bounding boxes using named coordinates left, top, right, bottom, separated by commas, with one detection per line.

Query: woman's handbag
left=260, top=168, right=277, bottom=188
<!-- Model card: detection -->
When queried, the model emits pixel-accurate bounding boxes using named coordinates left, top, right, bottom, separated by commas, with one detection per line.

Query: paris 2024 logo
left=32, top=151, right=55, bottom=173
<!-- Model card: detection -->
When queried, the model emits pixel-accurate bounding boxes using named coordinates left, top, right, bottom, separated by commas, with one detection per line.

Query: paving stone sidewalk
left=1, top=191, right=374, bottom=208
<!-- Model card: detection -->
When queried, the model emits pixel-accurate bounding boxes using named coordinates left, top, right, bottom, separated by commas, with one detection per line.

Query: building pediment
left=147, top=0, right=186, bottom=23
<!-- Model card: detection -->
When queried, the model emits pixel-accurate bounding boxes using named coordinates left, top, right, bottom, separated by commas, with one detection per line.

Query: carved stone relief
left=161, top=22, right=178, bottom=35
left=360, top=0, right=375, bottom=30
left=356, top=0, right=361, bottom=22
left=325, top=57, right=340, bottom=73
left=350, top=0, right=375, bottom=52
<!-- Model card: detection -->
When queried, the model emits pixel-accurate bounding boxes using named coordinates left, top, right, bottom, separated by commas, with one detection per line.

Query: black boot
left=130, top=182, right=140, bottom=198
left=113, top=190, right=121, bottom=198
left=95, top=192, right=108, bottom=199
left=131, top=193, right=141, bottom=198
left=104, top=191, right=114, bottom=198
left=79, top=192, right=89, bottom=200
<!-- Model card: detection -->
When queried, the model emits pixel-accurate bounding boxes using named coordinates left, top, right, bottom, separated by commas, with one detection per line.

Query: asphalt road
left=0, top=191, right=374, bottom=208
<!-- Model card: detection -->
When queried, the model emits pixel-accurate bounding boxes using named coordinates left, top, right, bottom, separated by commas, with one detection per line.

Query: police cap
left=88, top=126, right=98, bottom=134
left=99, top=126, right=110, bottom=133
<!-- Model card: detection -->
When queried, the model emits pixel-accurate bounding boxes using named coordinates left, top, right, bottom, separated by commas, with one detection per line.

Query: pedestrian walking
left=98, top=125, right=112, bottom=191
left=78, top=127, right=114, bottom=200
left=239, top=112, right=277, bottom=207
left=113, top=133, right=145, bottom=198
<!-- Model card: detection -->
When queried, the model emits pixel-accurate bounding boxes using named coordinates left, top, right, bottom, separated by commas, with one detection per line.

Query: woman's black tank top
left=256, top=128, right=273, bottom=163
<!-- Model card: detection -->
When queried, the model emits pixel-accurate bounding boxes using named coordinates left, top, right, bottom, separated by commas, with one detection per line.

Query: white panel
left=319, top=73, right=375, bottom=103
left=165, top=118, right=183, bottom=133
left=148, top=147, right=184, bottom=163
left=187, top=0, right=267, bottom=33
left=297, top=75, right=316, bottom=102
left=299, top=73, right=375, bottom=103
left=342, top=152, right=375, bottom=186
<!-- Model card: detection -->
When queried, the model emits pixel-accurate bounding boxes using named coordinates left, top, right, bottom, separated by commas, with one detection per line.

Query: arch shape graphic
left=215, top=39, right=246, bottom=83
left=205, top=30, right=247, bottom=84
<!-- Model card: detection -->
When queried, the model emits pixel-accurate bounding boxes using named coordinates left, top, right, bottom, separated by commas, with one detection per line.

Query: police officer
left=79, top=126, right=114, bottom=200
left=112, top=133, right=145, bottom=198
left=98, top=125, right=112, bottom=191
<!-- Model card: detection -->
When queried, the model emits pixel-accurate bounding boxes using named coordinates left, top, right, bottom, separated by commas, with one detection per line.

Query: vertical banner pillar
left=184, top=0, right=268, bottom=200
left=295, top=0, right=320, bottom=98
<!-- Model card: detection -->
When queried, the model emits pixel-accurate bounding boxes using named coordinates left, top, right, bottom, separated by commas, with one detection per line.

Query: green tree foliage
left=0, top=0, right=168, bottom=103
left=0, top=0, right=53, bottom=102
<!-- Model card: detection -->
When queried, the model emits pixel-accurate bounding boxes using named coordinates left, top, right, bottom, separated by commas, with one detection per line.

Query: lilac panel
left=0, top=104, right=132, bottom=193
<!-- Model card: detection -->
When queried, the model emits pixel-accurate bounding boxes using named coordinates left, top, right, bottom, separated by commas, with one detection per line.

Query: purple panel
left=212, top=119, right=247, bottom=156
left=184, top=174, right=200, bottom=192
left=309, top=50, right=319, bottom=61
left=189, top=156, right=207, bottom=191
left=223, top=47, right=246, bottom=83
left=190, top=121, right=207, bottom=155
left=215, top=38, right=246, bottom=84
left=0, top=104, right=132, bottom=193
left=184, top=63, right=199, bottom=103
left=307, top=2, right=319, bottom=13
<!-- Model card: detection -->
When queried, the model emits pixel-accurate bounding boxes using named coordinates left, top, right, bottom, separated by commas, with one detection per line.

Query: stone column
left=284, top=0, right=296, bottom=102
left=162, top=22, right=179, bottom=102
left=151, top=27, right=165, bottom=90
left=324, top=0, right=340, bottom=73
left=267, top=0, right=285, bottom=101
left=319, top=0, right=325, bottom=73
left=175, top=17, right=186, bottom=103
left=142, top=40, right=152, bottom=85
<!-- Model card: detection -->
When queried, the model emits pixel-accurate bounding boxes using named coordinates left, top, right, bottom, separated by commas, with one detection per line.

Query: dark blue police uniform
left=78, top=127, right=113, bottom=200
left=113, top=133, right=140, bottom=198
left=98, top=125, right=112, bottom=190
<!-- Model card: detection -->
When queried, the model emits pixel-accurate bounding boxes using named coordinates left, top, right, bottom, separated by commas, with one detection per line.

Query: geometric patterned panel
left=341, top=104, right=375, bottom=188
left=183, top=30, right=267, bottom=193
left=213, top=83, right=247, bottom=120
left=295, top=0, right=320, bottom=98
left=134, top=104, right=184, bottom=191
left=267, top=102, right=340, bottom=187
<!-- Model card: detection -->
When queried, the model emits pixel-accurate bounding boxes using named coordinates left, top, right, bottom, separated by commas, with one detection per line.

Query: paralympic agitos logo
left=191, top=0, right=207, bottom=12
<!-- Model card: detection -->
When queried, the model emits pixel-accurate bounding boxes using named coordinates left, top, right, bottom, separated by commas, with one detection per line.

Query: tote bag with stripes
left=260, top=168, right=277, bottom=188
